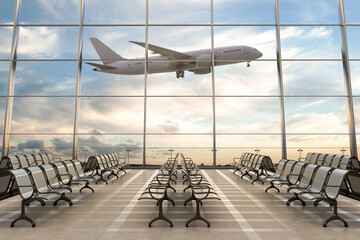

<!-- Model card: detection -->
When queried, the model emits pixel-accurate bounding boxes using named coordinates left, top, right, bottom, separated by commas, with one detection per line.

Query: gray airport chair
left=323, top=154, right=335, bottom=167
left=287, top=164, right=319, bottom=192
left=330, top=155, right=342, bottom=168
left=265, top=160, right=296, bottom=193
left=286, top=166, right=332, bottom=206
left=339, top=156, right=350, bottom=169
left=9, top=169, right=45, bottom=227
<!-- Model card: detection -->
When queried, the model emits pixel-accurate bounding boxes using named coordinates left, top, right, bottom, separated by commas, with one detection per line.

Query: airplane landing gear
left=247, top=61, right=251, bottom=67
left=176, top=70, right=184, bottom=78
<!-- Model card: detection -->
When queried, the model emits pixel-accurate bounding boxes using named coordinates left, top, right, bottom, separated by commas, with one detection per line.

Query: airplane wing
left=85, top=62, right=117, bottom=69
left=129, top=41, right=192, bottom=60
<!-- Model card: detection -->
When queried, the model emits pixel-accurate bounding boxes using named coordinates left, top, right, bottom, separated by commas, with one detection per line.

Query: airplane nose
left=257, top=50, right=263, bottom=58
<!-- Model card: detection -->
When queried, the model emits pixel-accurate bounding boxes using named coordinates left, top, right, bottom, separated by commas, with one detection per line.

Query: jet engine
left=195, top=54, right=212, bottom=68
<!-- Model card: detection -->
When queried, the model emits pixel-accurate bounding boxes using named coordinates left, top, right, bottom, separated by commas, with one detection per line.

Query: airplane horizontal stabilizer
left=85, top=62, right=117, bottom=69
left=89, top=38, right=127, bottom=64
left=129, top=41, right=191, bottom=60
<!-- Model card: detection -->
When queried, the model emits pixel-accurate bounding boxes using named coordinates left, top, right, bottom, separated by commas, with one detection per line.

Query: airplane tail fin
left=89, top=37, right=127, bottom=64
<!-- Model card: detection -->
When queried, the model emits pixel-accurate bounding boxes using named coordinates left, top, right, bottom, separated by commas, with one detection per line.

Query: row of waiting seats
left=138, top=155, right=178, bottom=227
left=181, top=153, right=220, bottom=227
left=232, top=151, right=360, bottom=227
left=232, top=152, right=275, bottom=184
left=302, top=152, right=360, bottom=170
left=0, top=152, right=60, bottom=170
left=264, top=158, right=357, bottom=227
left=84, top=153, right=128, bottom=184
left=6, top=157, right=94, bottom=227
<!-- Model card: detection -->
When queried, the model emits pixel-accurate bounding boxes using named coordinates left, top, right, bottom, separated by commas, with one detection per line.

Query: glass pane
left=0, top=61, right=9, bottom=96
left=146, top=135, right=213, bottom=165
left=0, top=27, right=12, bottom=59
left=147, top=64, right=212, bottom=95
left=214, top=27, right=276, bottom=60
left=216, top=97, right=281, bottom=133
left=279, top=0, right=339, bottom=24
left=283, top=61, right=345, bottom=95
left=17, top=27, right=79, bottom=59
left=147, top=97, right=212, bottom=133
left=214, top=0, right=275, bottom=24
left=281, top=27, right=341, bottom=59
left=216, top=135, right=282, bottom=164
left=14, top=61, right=77, bottom=96
left=0, top=1, right=15, bottom=24
left=77, top=135, right=143, bottom=165
left=347, top=27, right=360, bottom=60
left=83, top=27, right=145, bottom=60
left=215, top=61, right=278, bottom=96
left=351, top=61, right=360, bottom=95
left=20, top=0, right=80, bottom=24
left=0, top=97, right=5, bottom=134
left=287, top=136, right=350, bottom=161
left=284, top=97, right=348, bottom=133
left=344, top=0, right=360, bottom=24
left=79, top=97, right=144, bottom=133
left=11, top=97, right=75, bottom=133
left=149, top=0, right=210, bottom=24
left=8, top=135, right=73, bottom=159
left=82, top=61, right=144, bottom=96
left=84, top=0, right=145, bottom=24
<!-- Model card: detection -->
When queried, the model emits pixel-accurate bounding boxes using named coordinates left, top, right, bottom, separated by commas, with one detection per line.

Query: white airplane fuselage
left=93, top=45, right=262, bottom=76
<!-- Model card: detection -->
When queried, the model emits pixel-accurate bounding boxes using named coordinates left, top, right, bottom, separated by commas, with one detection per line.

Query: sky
left=0, top=0, right=360, bottom=164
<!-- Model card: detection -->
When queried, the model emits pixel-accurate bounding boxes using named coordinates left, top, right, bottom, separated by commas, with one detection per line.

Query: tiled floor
left=1, top=169, right=360, bottom=240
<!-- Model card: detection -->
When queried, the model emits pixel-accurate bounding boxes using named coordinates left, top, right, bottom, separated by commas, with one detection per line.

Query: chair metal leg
left=11, top=199, right=36, bottom=228
left=53, top=193, right=73, bottom=206
left=286, top=192, right=306, bottom=206
left=148, top=200, right=173, bottom=227
left=186, top=200, right=210, bottom=227
left=241, top=171, right=252, bottom=179
left=95, top=172, right=108, bottom=185
left=117, top=168, right=126, bottom=175
left=323, top=200, right=348, bottom=227
left=79, top=182, right=95, bottom=193
left=107, top=171, right=119, bottom=179
left=265, top=183, right=280, bottom=193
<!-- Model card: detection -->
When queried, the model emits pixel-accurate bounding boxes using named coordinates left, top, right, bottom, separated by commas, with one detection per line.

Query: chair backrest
left=288, top=162, right=306, bottom=183
left=25, top=154, right=37, bottom=166
left=309, top=166, right=332, bottom=193
left=247, top=154, right=257, bottom=167
left=251, top=155, right=261, bottom=168
left=274, top=159, right=287, bottom=177
left=304, top=152, right=313, bottom=163
left=309, top=153, right=320, bottom=164
left=280, top=160, right=296, bottom=179
left=53, top=162, right=71, bottom=182
left=316, top=153, right=327, bottom=165
left=298, top=164, right=319, bottom=188
left=27, top=166, right=49, bottom=193
left=63, top=161, right=79, bottom=180
left=45, top=152, right=55, bottom=163
left=325, top=169, right=349, bottom=199
left=41, top=164, right=61, bottom=188
left=339, top=156, right=350, bottom=169
left=9, top=156, right=21, bottom=169
left=0, top=156, right=11, bottom=170
left=95, top=155, right=106, bottom=170
left=17, top=155, right=30, bottom=168
left=254, top=155, right=264, bottom=169
left=323, top=154, right=335, bottom=167
left=330, top=155, right=342, bottom=168
left=10, top=169, right=34, bottom=199
left=72, top=159, right=86, bottom=177
left=32, top=153, right=44, bottom=165
left=261, top=156, right=275, bottom=172
left=103, top=154, right=114, bottom=167
left=39, top=153, right=50, bottom=164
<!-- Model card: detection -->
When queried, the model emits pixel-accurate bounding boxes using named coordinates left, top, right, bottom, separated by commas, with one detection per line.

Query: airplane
left=86, top=38, right=263, bottom=78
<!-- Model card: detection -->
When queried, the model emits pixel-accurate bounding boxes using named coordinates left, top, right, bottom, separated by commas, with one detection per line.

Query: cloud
left=158, top=120, right=179, bottom=133
left=18, top=139, right=44, bottom=151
